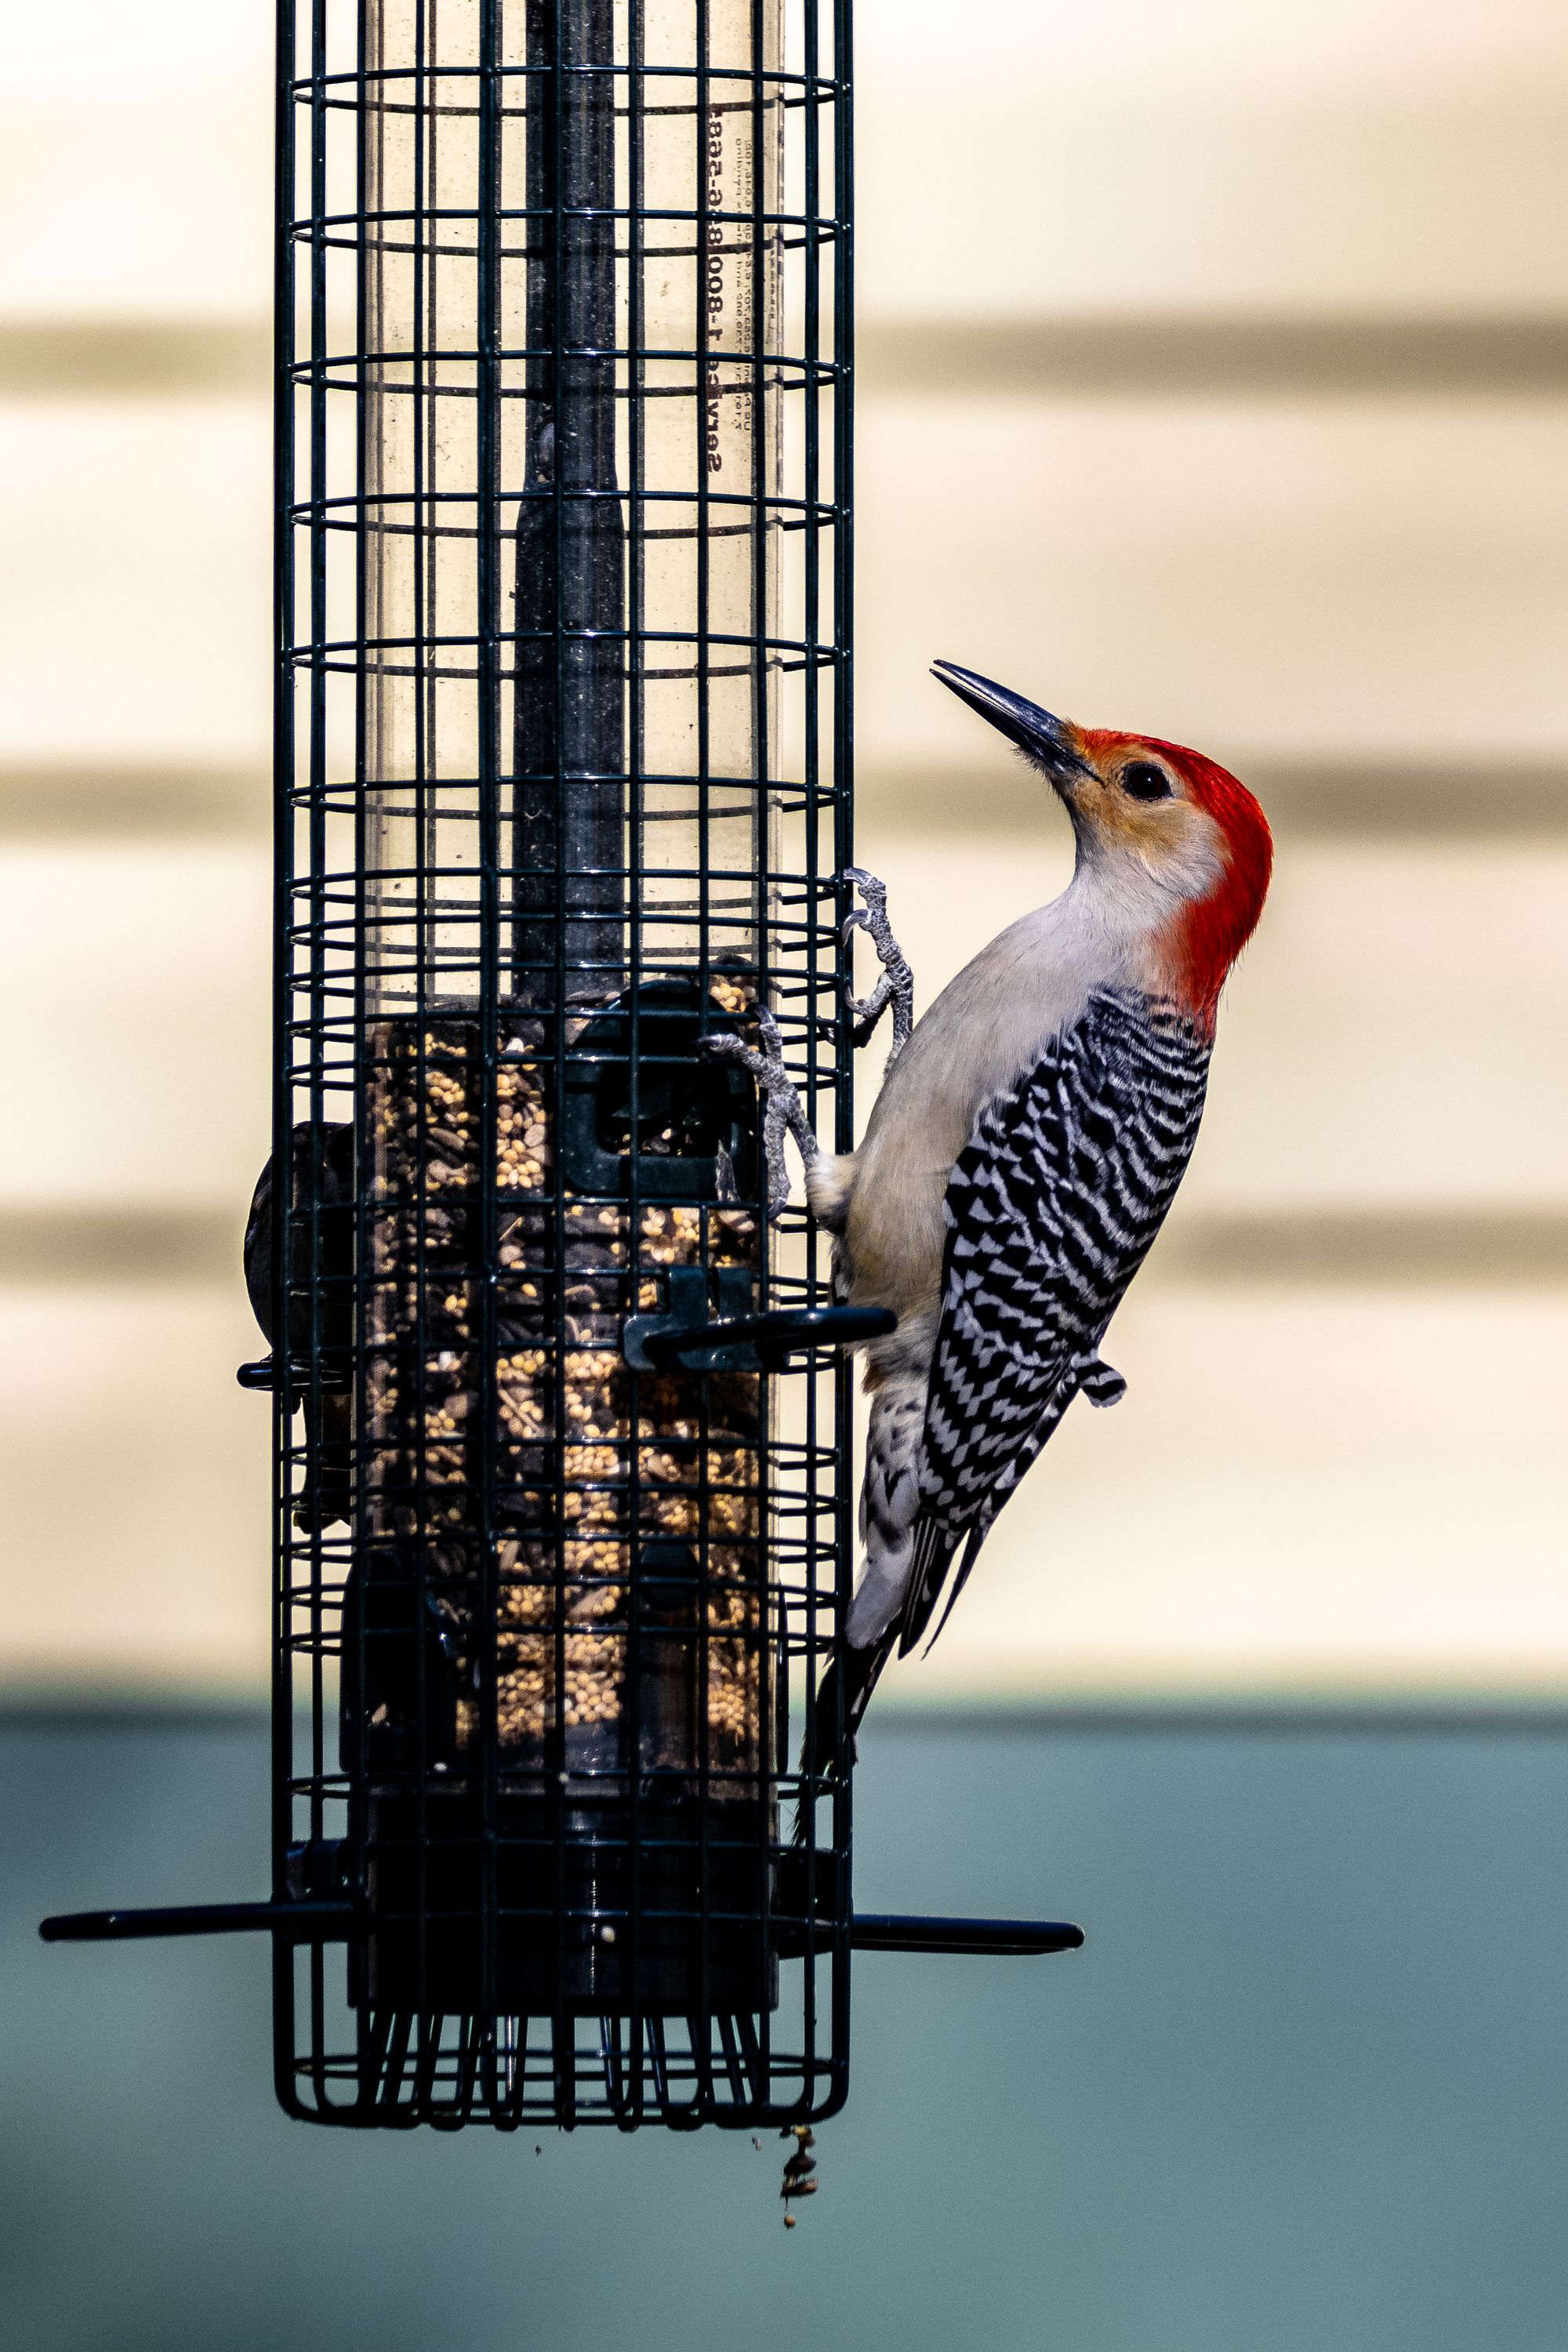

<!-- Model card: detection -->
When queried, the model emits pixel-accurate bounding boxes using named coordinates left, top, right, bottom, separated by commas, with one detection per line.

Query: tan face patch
left=1062, top=746, right=1226, bottom=894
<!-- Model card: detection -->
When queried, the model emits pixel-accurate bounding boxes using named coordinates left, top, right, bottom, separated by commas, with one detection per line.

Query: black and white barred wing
left=918, top=989, right=1212, bottom=1547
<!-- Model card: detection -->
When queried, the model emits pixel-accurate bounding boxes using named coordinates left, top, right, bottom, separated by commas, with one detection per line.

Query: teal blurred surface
left=5, top=1713, right=1567, bottom=2351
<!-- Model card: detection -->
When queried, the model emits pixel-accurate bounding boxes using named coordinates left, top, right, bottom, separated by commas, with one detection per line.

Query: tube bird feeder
left=272, top=0, right=858, bottom=2125
left=40, top=0, right=1083, bottom=2136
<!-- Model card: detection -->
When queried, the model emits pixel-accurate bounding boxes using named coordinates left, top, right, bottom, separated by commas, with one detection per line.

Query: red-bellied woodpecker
left=713, top=661, right=1274, bottom=1762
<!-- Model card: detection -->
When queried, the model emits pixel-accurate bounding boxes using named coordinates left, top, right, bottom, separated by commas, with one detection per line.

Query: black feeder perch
left=41, top=0, right=1081, bottom=2129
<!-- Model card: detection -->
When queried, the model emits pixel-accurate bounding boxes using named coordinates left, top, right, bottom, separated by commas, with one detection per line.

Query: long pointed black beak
left=931, top=660, right=1098, bottom=788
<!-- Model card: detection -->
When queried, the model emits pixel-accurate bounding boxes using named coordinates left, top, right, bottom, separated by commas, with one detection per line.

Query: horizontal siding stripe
left=6, top=315, right=1568, bottom=404
left=0, top=767, right=269, bottom=836
left=859, top=761, right=1568, bottom=837
left=1153, top=1209, right=1568, bottom=1287
left=0, top=1207, right=1561, bottom=1290
left=0, top=762, right=1563, bottom=841
left=862, top=314, right=1568, bottom=398
left=0, top=321, right=270, bottom=398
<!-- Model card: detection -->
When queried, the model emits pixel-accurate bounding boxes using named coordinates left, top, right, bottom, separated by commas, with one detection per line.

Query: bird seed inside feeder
left=361, top=1009, right=765, bottom=1788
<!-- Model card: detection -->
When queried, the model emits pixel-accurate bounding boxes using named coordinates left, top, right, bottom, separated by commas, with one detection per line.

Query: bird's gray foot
left=705, top=1005, right=819, bottom=1220
left=842, top=867, right=914, bottom=1069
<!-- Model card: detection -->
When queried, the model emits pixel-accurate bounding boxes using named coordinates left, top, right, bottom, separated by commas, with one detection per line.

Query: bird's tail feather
left=895, top=1515, right=964, bottom=1658
left=920, top=1522, right=988, bottom=1654
left=791, top=1515, right=983, bottom=1845
left=791, top=1635, right=894, bottom=1843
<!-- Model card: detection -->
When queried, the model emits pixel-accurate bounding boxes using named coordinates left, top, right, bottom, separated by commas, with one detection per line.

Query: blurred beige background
left=1, top=0, right=1563, bottom=1701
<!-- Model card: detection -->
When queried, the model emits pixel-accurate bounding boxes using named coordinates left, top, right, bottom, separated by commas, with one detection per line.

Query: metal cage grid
left=273, top=0, right=854, bottom=2128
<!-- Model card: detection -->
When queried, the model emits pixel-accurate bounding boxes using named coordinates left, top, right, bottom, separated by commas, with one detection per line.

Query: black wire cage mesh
left=272, top=0, right=855, bottom=2128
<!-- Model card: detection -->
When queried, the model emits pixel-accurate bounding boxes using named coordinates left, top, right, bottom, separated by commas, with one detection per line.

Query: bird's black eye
left=1121, top=761, right=1172, bottom=802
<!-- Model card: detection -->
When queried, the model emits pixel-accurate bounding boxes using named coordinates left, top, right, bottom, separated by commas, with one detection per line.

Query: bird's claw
left=703, top=1011, right=818, bottom=1221
left=841, top=869, right=914, bottom=1069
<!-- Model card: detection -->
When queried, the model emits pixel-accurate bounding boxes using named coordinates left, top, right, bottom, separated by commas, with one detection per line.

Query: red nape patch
left=1105, top=731, right=1274, bottom=1030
